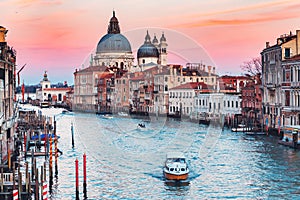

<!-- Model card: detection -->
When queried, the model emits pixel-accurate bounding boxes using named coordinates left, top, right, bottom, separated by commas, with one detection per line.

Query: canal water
left=31, top=107, right=300, bottom=199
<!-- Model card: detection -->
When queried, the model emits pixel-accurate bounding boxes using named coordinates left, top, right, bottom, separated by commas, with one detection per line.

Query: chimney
left=0, top=26, right=8, bottom=42
left=180, top=65, right=183, bottom=76
left=213, top=67, right=215, bottom=74
left=266, top=42, right=270, bottom=48
left=203, top=65, right=206, bottom=72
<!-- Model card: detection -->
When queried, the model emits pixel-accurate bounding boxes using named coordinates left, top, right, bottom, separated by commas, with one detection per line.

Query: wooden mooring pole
left=35, top=168, right=39, bottom=200
left=54, top=119, right=58, bottom=177
left=71, top=123, right=75, bottom=148
left=75, top=158, right=79, bottom=200
left=83, top=153, right=87, bottom=199
left=49, top=135, right=53, bottom=194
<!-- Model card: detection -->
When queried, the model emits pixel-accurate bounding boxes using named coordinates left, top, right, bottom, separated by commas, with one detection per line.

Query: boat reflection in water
left=164, top=179, right=190, bottom=187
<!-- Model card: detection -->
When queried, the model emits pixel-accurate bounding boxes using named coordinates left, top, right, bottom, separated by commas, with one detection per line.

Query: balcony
left=145, top=94, right=151, bottom=100
left=266, top=83, right=276, bottom=90
left=291, top=82, right=300, bottom=88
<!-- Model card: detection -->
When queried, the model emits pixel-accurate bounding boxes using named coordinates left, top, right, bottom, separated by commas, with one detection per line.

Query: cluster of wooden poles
left=0, top=110, right=61, bottom=199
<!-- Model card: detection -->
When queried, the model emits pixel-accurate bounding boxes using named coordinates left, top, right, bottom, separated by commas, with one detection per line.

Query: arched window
left=58, top=94, right=62, bottom=101
left=47, top=94, right=52, bottom=101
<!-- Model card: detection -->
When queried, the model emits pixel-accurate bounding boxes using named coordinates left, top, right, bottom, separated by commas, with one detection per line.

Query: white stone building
left=36, top=72, right=71, bottom=103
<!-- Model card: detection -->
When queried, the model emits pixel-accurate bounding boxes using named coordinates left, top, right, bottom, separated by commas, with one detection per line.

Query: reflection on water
left=38, top=111, right=300, bottom=199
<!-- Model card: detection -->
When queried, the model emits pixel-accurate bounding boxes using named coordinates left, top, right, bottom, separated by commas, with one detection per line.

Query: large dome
left=96, top=33, right=132, bottom=53
left=137, top=43, right=159, bottom=58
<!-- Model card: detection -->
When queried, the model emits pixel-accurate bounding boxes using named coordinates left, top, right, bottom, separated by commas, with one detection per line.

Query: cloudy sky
left=1, top=0, right=300, bottom=85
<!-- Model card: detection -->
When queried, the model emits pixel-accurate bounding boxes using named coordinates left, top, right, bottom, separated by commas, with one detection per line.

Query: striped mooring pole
left=13, top=189, right=18, bottom=200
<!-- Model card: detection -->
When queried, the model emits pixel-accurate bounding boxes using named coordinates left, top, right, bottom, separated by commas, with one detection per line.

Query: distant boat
left=118, top=112, right=128, bottom=117
left=231, top=124, right=253, bottom=132
left=102, top=114, right=113, bottom=119
left=137, top=123, right=146, bottom=129
left=163, top=152, right=189, bottom=180
left=278, top=125, right=300, bottom=149
left=40, top=101, right=50, bottom=108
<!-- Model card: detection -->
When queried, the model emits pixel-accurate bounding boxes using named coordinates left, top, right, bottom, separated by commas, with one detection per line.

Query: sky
left=1, top=0, right=300, bottom=85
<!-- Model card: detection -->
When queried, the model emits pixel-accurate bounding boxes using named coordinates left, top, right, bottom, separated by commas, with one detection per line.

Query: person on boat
left=57, top=148, right=63, bottom=155
left=138, top=123, right=146, bottom=128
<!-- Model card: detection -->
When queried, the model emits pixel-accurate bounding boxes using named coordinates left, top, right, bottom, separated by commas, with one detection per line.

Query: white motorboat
left=163, top=152, right=189, bottom=180
left=231, top=124, right=252, bottom=132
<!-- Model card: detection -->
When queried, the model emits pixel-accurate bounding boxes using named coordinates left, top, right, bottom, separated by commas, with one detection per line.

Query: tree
left=240, top=57, right=262, bottom=78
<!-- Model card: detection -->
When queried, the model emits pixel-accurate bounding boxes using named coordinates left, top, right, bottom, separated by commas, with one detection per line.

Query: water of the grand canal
left=34, top=108, right=300, bottom=200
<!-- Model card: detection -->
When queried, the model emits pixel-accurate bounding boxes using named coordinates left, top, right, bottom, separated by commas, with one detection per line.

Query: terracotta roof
left=130, top=74, right=145, bottom=81
left=98, top=73, right=114, bottom=79
left=219, top=75, right=249, bottom=80
left=170, top=82, right=210, bottom=90
left=44, top=87, right=72, bottom=91
left=74, top=65, right=107, bottom=74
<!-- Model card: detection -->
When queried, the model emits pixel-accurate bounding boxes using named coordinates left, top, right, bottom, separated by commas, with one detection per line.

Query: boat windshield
left=167, top=158, right=186, bottom=163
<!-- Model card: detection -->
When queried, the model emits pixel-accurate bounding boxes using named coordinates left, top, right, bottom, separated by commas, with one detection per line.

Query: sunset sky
left=1, top=0, right=300, bottom=85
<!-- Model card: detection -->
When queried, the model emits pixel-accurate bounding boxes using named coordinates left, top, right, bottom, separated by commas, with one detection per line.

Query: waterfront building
left=73, top=66, right=108, bottom=112
left=241, top=74, right=262, bottom=128
left=184, top=63, right=218, bottom=86
left=192, top=82, right=242, bottom=123
left=113, top=71, right=130, bottom=113
left=169, top=82, right=212, bottom=117
left=218, top=75, right=249, bottom=93
left=96, top=71, right=114, bottom=114
left=282, top=54, right=300, bottom=125
left=261, top=30, right=300, bottom=128
left=153, top=64, right=219, bottom=115
left=0, top=26, right=17, bottom=164
left=36, top=71, right=71, bottom=105
left=129, top=72, right=145, bottom=113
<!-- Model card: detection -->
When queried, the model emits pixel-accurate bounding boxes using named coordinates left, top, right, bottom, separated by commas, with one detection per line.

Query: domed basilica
left=92, top=11, right=168, bottom=72
left=93, top=11, right=134, bottom=71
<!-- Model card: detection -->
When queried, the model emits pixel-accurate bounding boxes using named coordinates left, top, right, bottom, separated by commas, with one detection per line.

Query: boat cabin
left=282, top=125, right=300, bottom=144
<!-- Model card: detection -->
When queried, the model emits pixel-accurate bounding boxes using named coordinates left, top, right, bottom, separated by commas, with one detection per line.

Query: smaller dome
left=137, top=31, right=159, bottom=58
left=137, top=43, right=159, bottom=58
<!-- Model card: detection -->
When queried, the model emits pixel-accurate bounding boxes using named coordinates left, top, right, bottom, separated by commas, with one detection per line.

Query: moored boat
left=231, top=124, right=253, bottom=132
left=163, top=152, right=189, bottom=180
left=31, top=133, right=60, bottom=141
left=118, top=112, right=128, bottom=117
left=278, top=125, right=300, bottom=149
left=102, top=114, right=113, bottom=119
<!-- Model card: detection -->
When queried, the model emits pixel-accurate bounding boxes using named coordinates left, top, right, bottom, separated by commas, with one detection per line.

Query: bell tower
left=159, top=32, right=168, bottom=66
